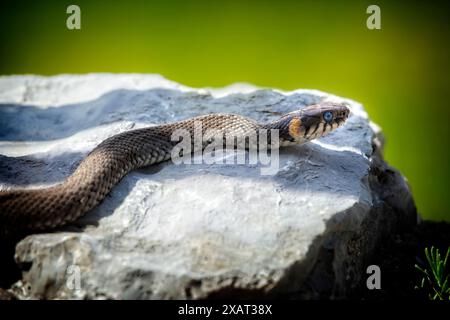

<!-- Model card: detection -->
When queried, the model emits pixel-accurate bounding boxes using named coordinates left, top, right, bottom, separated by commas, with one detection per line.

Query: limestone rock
left=0, top=74, right=417, bottom=299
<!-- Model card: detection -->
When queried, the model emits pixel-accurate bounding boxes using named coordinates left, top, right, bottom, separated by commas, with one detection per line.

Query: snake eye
left=323, top=111, right=333, bottom=122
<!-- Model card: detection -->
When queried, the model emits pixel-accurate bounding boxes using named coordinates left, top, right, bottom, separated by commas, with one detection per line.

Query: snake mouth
left=334, top=113, right=349, bottom=126
left=328, top=105, right=350, bottom=129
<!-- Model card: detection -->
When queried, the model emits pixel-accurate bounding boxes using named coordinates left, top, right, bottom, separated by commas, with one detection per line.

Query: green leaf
left=443, top=247, right=450, bottom=267
left=415, top=246, right=450, bottom=300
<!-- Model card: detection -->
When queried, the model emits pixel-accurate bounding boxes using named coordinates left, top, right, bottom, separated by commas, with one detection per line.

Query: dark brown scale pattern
left=0, top=104, right=349, bottom=232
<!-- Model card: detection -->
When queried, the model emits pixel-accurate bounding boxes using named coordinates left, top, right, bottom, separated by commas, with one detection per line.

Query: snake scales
left=0, top=102, right=349, bottom=232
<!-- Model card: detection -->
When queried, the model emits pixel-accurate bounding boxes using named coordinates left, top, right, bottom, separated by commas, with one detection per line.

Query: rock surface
left=0, top=74, right=417, bottom=299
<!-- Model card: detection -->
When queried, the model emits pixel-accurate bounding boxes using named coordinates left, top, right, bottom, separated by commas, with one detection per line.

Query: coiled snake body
left=0, top=102, right=349, bottom=232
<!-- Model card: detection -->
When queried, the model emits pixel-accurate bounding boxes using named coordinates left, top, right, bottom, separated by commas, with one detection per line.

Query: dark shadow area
left=358, top=220, right=450, bottom=300
left=135, top=161, right=168, bottom=176
left=0, top=233, right=22, bottom=291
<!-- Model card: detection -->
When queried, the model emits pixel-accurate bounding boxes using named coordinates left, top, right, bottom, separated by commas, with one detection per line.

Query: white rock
left=0, top=74, right=416, bottom=299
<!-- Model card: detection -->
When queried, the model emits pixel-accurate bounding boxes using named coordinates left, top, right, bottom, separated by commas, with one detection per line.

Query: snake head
left=286, top=102, right=350, bottom=142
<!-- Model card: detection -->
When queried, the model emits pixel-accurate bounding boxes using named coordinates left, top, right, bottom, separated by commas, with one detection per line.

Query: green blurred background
left=0, top=0, right=449, bottom=221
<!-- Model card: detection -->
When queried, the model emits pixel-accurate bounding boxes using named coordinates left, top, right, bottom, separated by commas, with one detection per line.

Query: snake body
left=0, top=102, right=349, bottom=232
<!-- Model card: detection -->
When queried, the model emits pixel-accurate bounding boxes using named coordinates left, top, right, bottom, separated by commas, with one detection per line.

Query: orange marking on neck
left=288, top=118, right=302, bottom=138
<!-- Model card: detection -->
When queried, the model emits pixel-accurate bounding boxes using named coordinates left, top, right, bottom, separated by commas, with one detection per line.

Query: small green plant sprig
left=415, top=246, right=450, bottom=300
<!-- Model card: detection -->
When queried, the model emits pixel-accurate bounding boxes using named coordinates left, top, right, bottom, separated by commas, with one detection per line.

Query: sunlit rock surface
left=0, top=74, right=416, bottom=299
